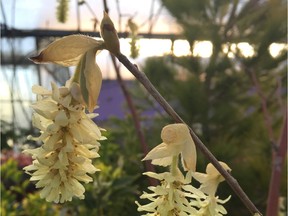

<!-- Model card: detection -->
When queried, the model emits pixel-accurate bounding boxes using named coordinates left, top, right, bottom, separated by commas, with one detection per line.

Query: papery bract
left=79, top=48, right=102, bottom=112
left=30, top=35, right=104, bottom=67
left=143, top=123, right=197, bottom=171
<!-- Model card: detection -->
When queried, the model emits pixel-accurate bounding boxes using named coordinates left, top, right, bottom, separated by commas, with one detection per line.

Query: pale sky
left=1, top=0, right=180, bottom=33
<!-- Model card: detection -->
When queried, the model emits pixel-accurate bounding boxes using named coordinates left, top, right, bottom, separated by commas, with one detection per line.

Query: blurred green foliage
left=1, top=159, right=59, bottom=216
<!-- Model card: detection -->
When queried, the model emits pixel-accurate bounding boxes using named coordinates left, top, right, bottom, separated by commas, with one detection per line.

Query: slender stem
left=249, top=69, right=275, bottom=143
left=276, top=76, right=286, bottom=116
left=115, top=52, right=262, bottom=216
left=170, top=156, right=178, bottom=177
left=71, top=57, right=83, bottom=83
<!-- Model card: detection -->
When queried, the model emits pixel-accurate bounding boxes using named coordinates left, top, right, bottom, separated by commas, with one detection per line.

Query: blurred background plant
left=136, top=0, right=287, bottom=215
left=1, top=158, right=59, bottom=216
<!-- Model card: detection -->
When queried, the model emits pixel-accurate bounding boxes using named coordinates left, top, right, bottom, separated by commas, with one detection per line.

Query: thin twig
left=266, top=115, right=287, bottom=216
left=249, top=69, right=275, bottom=143
left=275, top=76, right=286, bottom=116
left=115, top=52, right=263, bottom=216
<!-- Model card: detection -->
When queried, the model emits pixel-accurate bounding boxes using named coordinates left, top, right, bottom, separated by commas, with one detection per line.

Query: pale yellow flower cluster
left=191, top=195, right=231, bottom=216
left=192, top=162, right=232, bottom=216
left=136, top=170, right=205, bottom=215
left=23, top=81, right=105, bottom=203
left=137, top=123, right=231, bottom=216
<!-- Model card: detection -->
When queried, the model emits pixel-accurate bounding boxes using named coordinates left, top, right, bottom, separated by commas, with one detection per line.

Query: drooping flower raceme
left=137, top=124, right=231, bottom=215
left=23, top=81, right=106, bottom=203
left=25, top=34, right=105, bottom=203
left=23, top=12, right=121, bottom=203
left=137, top=123, right=202, bottom=215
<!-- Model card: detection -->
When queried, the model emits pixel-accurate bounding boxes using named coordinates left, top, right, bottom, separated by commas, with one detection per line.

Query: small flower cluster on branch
left=136, top=123, right=231, bottom=216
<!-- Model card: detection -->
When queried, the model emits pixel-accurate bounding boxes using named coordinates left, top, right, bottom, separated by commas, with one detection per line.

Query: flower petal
left=192, top=172, right=208, bottom=184
left=142, top=143, right=181, bottom=161
left=32, top=85, right=51, bottom=95
left=55, top=110, right=69, bottom=127
left=84, top=49, right=102, bottom=112
left=151, top=157, right=172, bottom=167
left=206, top=161, right=231, bottom=178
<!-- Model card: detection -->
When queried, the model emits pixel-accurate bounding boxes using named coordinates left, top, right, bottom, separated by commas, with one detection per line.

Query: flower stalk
left=170, top=156, right=178, bottom=177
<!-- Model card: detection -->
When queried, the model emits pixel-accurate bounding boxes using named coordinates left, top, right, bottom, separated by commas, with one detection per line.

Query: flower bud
left=100, top=11, right=120, bottom=55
